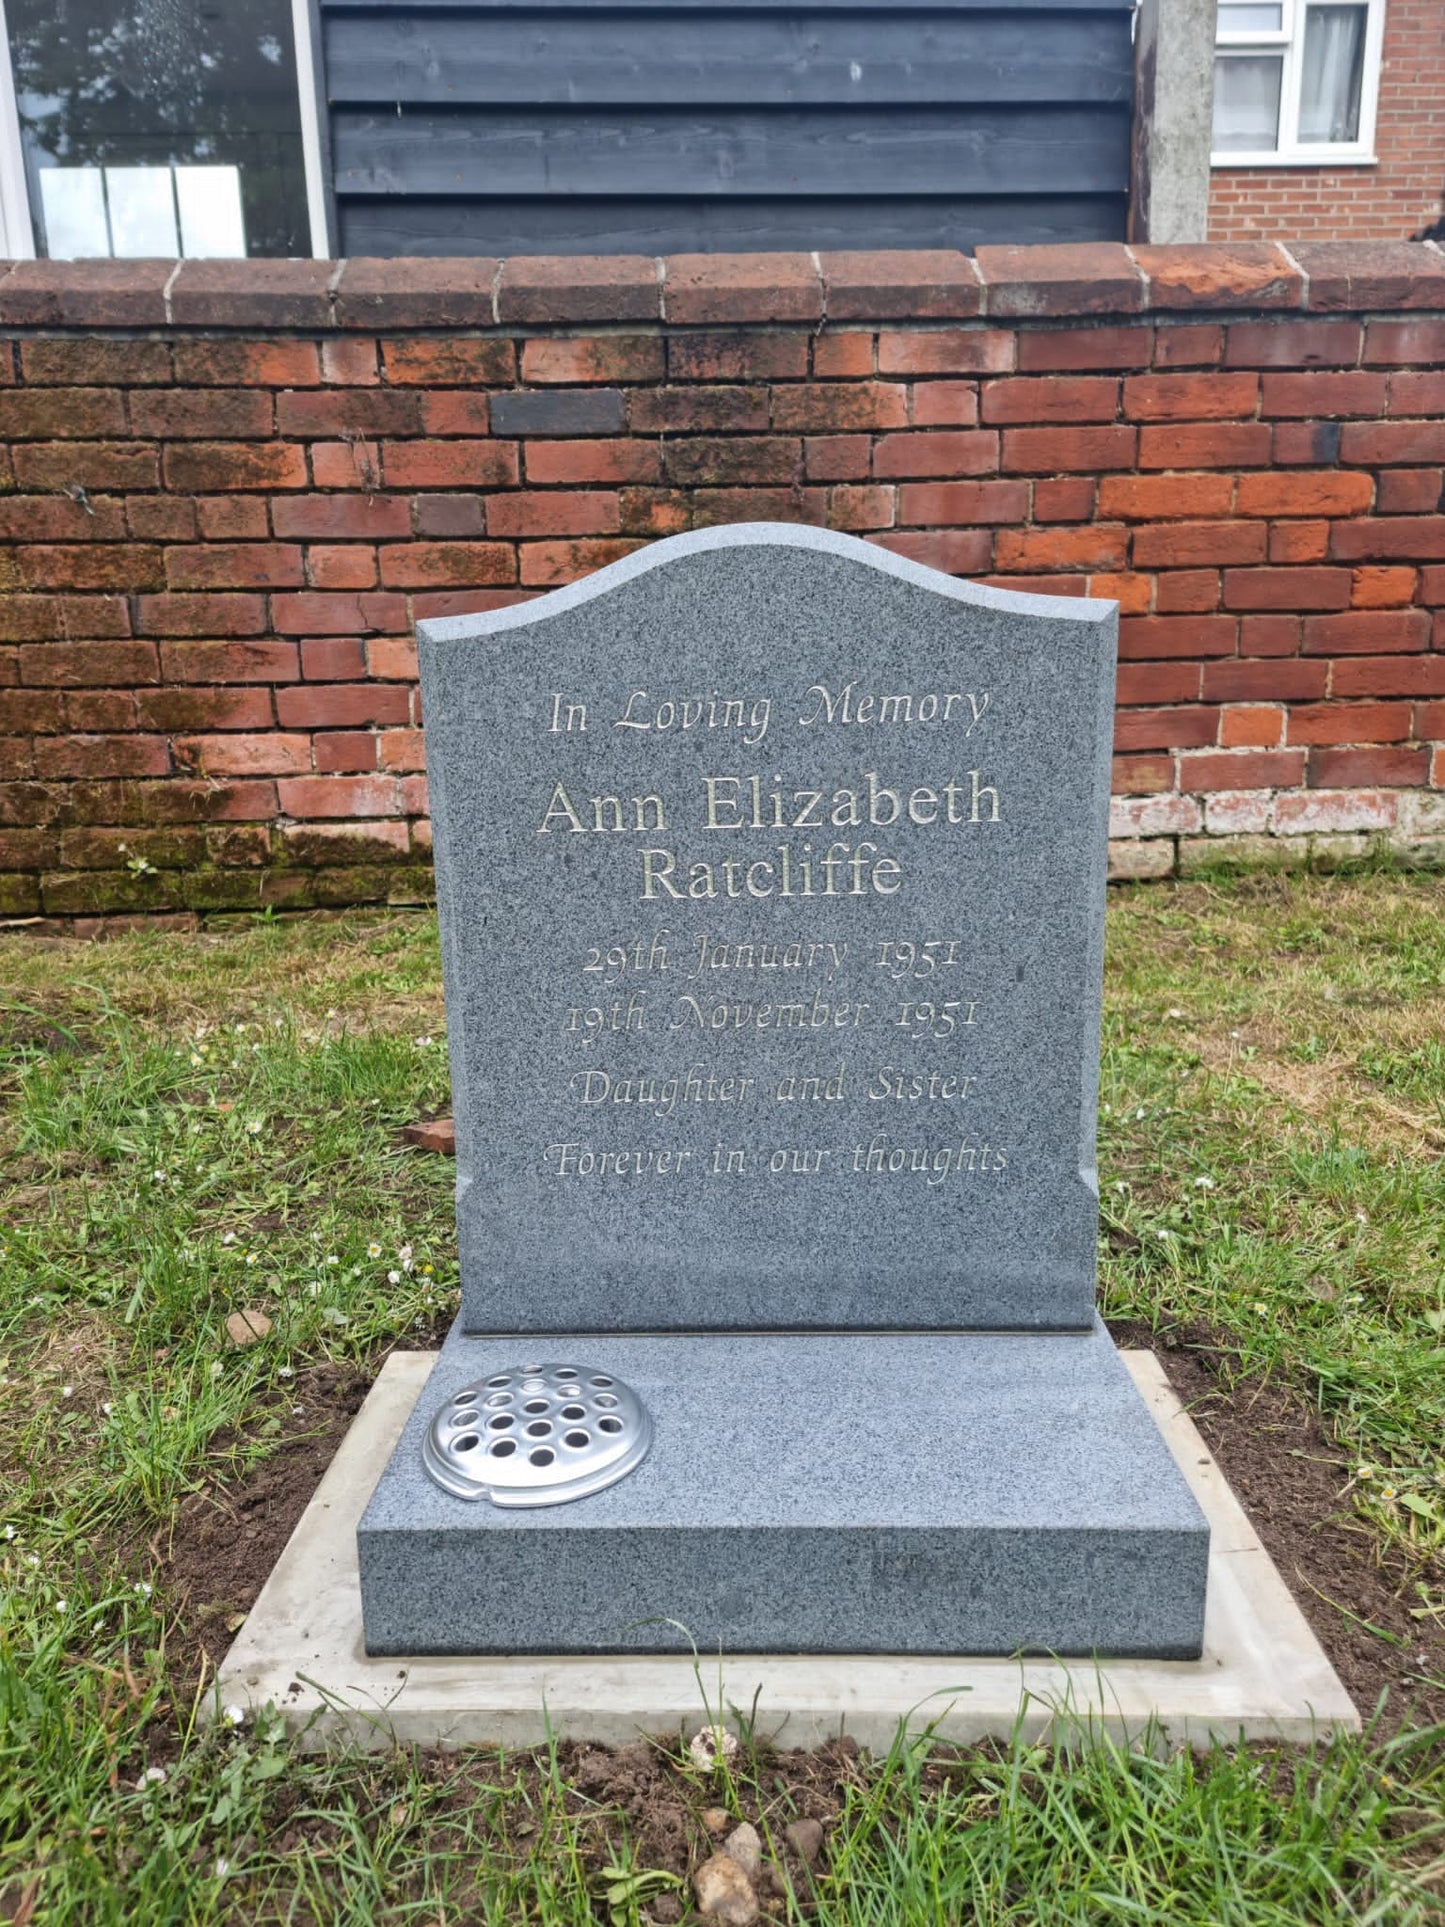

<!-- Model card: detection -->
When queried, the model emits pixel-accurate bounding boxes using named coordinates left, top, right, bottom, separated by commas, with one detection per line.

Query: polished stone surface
left=357, top=1318, right=1208, bottom=1658
left=419, top=525, right=1118, bottom=1334
left=221, top=1351, right=1355, bottom=1750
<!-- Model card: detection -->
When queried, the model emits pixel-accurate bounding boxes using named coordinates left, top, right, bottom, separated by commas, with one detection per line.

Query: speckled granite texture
left=358, top=1318, right=1208, bottom=1658
left=418, top=525, right=1117, bottom=1335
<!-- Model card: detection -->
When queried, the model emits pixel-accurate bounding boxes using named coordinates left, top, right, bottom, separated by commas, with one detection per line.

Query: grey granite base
left=358, top=1318, right=1209, bottom=1659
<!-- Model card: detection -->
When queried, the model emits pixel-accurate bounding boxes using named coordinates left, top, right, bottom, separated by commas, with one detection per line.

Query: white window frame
left=0, top=0, right=329, bottom=257
left=1211, top=0, right=1385, bottom=168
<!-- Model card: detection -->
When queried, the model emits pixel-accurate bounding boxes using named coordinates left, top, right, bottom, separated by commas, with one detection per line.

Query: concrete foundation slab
left=357, top=1321, right=1208, bottom=1658
left=215, top=1351, right=1358, bottom=1752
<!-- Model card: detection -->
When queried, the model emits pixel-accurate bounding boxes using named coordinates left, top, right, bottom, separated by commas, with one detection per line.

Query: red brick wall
left=1209, top=0, right=1445, bottom=242
left=2, top=241, right=1445, bottom=927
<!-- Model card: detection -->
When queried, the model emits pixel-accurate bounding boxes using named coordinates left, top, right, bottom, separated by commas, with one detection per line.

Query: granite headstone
left=419, top=524, right=1117, bottom=1334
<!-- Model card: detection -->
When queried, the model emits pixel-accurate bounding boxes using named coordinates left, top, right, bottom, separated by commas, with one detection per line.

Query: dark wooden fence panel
left=318, top=0, right=1135, bottom=254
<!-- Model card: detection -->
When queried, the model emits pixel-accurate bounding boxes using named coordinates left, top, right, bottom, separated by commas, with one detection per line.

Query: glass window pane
left=176, top=165, right=246, bottom=257
left=1300, top=5, right=1367, bottom=143
left=1217, top=5, right=1284, bottom=32
left=1213, top=54, right=1284, bottom=151
left=105, top=165, right=178, bottom=255
left=37, top=166, right=109, bottom=255
left=6, top=0, right=310, bottom=257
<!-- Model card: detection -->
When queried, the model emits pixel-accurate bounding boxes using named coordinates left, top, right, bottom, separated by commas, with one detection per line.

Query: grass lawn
left=2, top=872, right=1444, bottom=1923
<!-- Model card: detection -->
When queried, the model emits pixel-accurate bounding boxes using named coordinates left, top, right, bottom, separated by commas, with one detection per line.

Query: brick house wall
left=1209, top=0, right=1445, bottom=242
left=1, top=240, right=1445, bottom=931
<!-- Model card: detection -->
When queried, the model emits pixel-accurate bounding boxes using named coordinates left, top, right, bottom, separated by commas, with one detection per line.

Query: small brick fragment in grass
left=403, top=1117, right=456, bottom=1155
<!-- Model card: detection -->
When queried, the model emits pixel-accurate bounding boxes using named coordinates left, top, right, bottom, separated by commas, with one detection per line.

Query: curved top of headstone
left=417, top=521, right=1116, bottom=647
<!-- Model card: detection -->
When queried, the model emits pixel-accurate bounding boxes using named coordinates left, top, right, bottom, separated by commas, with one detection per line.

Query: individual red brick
left=271, top=592, right=410, bottom=635
left=1376, top=470, right=1441, bottom=514
left=420, top=392, right=494, bottom=437
left=0, top=495, right=128, bottom=541
left=197, top=497, right=270, bottom=541
left=975, top=243, right=1143, bottom=316
left=17, top=544, right=162, bottom=592
left=1422, top=568, right=1445, bottom=606
left=313, top=731, right=379, bottom=773
left=804, top=436, right=871, bottom=482
left=877, top=331, right=1014, bottom=376
left=171, top=258, right=334, bottom=328
left=1330, top=518, right=1445, bottom=562
left=137, top=776, right=279, bottom=822
left=1017, top=325, right=1151, bottom=371
left=1178, top=748, right=1306, bottom=790
left=522, top=337, right=664, bottom=386
left=414, top=495, right=484, bottom=538
left=2, top=388, right=127, bottom=439
left=995, top=527, right=1127, bottom=573
left=819, top=250, right=980, bottom=320
left=377, top=729, right=428, bottom=771
left=1416, top=701, right=1445, bottom=739
left=22, top=339, right=172, bottom=386
left=498, top=255, right=660, bottom=324
left=410, top=589, right=533, bottom=623
left=1236, top=472, right=1374, bottom=518
left=173, top=339, right=322, bottom=387
left=1152, top=324, right=1224, bottom=368
left=693, top=488, right=825, bottom=528
left=1292, top=242, right=1445, bottom=312
left=137, top=593, right=268, bottom=637
left=772, top=385, right=910, bottom=432
left=1096, top=474, right=1234, bottom=520
left=276, top=774, right=403, bottom=818
left=1272, top=422, right=1344, bottom=467
left=1238, top=614, right=1300, bottom=656
left=628, top=387, right=770, bottom=433
left=486, top=492, right=620, bottom=538
left=827, top=485, right=894, bottom=531
left=276, top=390, right=423, bottom=439
left=269, top=495, right=410, bottom=540
left=1342, top=419, right=1445, bottom=466
left=1302, top=610, right=1431, bottom=654
left=980, top=376, right=1118, bottom=424
left=1224, top=320, right=1362, bottom=368
left=1351, top=566, right=1416, bottom=608
left=978, top=574, right=1087, bottom=597
left=874, top=431, right=999, bottom=479
left=1092, top=573, right=1149, bottom=615
left=520, top=538, right=645, bottom=586
left=668, top=333, right=809, bottom=382
left=130, top=390, right=274, bottom=439
left=1259, top=371, right=1386, bottom=417
left=1116, top=663, right=1201, bottom=705
left=12, top=442, right=159, bottom=491
left=380, top=442, right=520, bottom=490
left=1134, top=242, right=1301, bottom=310
left=812, top=333, right=875, bottom=379
left=1123, top=373, right=1259, bottom=421
left=164, top=544, right=304, bottom=590
left=1287, top=702, right=1411, bottom=745
left=1114, top=706, right=1219, bottom=751
left=524, top=440, right=660, bottom=485
left=619, top=487, right=692, bottom=536
left=1, top=597, right=132, bottom=644
left=378, top=542, right=516, bottom=588
left=276, top=684, right=410, bottom=728
left=1220, top=704, right=1285, bottom=747
left=298, top=637, right=366, bottom=681
left=1138, top=423, right=1272, bottom=469
left=1224, top=569, right=1351, bottom=613
left=1310, top=746, right=1429, bottom=787
left=18, top=638, right=156, bottom=685
left=65, top=689, right=136, bottom=733
left=33, top=735, right=169, bottom=779
left=0, top=260, right=174, bottom=327
left=135, top=686, right=274, bottom=731
left=1000, top=425, right=1136, bottom=472
left=895, top=480, right=1027, bottom=525
left=0, top=688, right=65, bottom=731
left=1112, top=753, right=1175, bottom=794
left=911, top=381, right=979, bottom=427
left=174, top=733, right=313, bottom=776
left=127, top=497, right=198, bottom=542
left=1133, top=522, right=1266, bottom=567
left=322, top=338, right=379, bottom=386
left=663, top=254, right=821, bottom=324
left=308, top=546, right=379, bottom=590
left=1202, top=659, right=1328, bottom=701
left=662, top=437, right=801, bottom=487
left=1117, top=616, right=1237, bottom=660
left=1332, top=656, right=1445, bottom=697
left=1362, top=320, right=1445, bottom=366
left=1156, top=569, right=1219, bottom=612
left=367, top=636, right=420, bottom=680
left=164, top=443, right=308, bottom=492
left=380, top=337, right=517, bottom=387
left=868, top=531, right=994, bottom=575
left=1270, top=522, right=1331, bottom=565
left=1033, top=477, right=1095, bottom=522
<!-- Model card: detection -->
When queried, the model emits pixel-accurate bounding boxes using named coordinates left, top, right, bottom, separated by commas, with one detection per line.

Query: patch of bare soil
left=1110, top=1317, right=1445, bottom=1733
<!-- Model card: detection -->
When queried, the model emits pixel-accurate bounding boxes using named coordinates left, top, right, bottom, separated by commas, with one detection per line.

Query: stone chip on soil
left=693, top=1852, right=758, bottom=1926
left=722, top=1822, right=762, bottom=1880
left=784, top=1818, right=825, bottom=1866
left=224, top=1309, right=272, bottom=1347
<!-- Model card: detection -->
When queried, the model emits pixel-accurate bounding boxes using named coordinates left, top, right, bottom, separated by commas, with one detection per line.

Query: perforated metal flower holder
left=422, top=1362, right=652, bottom=1505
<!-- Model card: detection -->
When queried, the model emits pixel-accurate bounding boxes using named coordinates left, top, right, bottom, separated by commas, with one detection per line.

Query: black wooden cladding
left=318, top=2, right=1135, bottom=255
